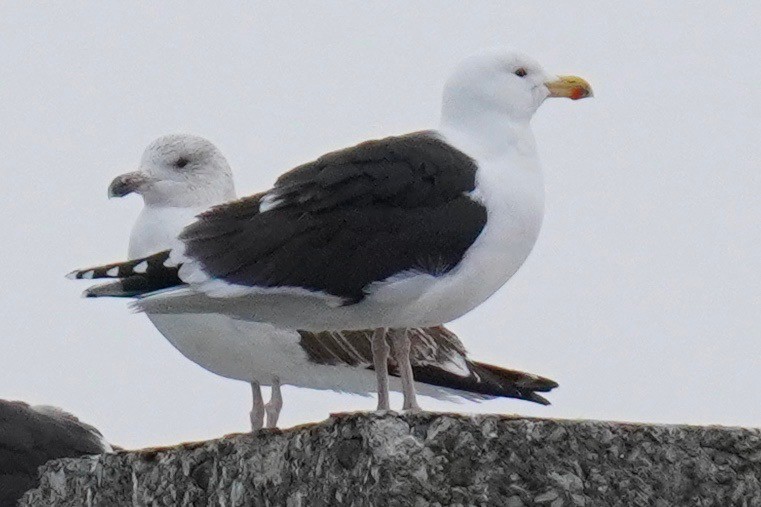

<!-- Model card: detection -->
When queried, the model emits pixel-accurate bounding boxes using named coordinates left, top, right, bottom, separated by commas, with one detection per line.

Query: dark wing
left=405, top=327, right=557, bottom=404
left=298, top=326, right=557, bottom=404
left=0, top=401, right=107, bottom=506
left=412, top=360, right=558, bottom=405
left=180, top=132, right=487, bottom=303
left=297, top=326, right=470, bottom=369
left=66, top=251, right=182, bottom=298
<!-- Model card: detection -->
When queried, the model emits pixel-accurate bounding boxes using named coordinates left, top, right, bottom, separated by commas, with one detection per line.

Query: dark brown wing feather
left=298, top=326, right=558, bottom=404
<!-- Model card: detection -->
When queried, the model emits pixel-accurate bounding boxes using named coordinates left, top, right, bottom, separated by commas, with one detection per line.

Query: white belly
left=146, top=313, right=305, bottom=383
left=144, top=313, right=465, bottom=400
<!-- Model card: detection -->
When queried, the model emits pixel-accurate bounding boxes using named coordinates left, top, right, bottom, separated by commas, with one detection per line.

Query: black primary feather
left=67, top=251, right=182, bottom=298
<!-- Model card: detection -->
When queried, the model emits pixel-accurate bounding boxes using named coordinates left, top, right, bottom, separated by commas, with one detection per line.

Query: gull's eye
left=514, top=67, right=527, bottom=78
left=175, top=157, right=189, bottom=168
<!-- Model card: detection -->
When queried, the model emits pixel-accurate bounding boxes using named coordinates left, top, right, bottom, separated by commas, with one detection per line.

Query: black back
left=181, top=132, right=487, bottom=303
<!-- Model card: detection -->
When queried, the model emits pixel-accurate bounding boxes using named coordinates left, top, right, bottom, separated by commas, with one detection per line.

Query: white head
left=440, top=49, right=592, bottom=145
left=109, top=134, right=236, bottom=208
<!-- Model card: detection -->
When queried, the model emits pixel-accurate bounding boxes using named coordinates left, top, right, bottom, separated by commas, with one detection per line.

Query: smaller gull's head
left=441, top=48, right=593, bottom=125
left=108, top=134, right=236, bottom=208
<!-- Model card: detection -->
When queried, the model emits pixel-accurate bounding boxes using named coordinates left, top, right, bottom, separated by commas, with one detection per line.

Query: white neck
left=130, top=181, right=237, bottom=259
left=438, top=106, right=537, bottom=162
left=142, top=180, right=237, bottom=209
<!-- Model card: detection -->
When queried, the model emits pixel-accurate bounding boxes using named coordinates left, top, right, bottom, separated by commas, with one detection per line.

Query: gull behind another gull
left=85, top=134, right=557, bottom=429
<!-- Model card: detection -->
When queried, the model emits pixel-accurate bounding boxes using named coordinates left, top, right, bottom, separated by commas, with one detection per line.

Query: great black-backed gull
left=0, top=400, right=111, bottom=506
left=92, top=134, right=557, bottom=429
left=71, top=49, right=591, bottom=412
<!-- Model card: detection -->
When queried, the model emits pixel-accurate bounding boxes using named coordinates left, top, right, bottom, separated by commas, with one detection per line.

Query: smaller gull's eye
left=514, top=67, right=527, bottom=78
left=175, top=157, right=189, bottom=168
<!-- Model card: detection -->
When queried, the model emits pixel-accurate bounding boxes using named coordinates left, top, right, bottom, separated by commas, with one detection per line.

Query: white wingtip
left=65, top=270, right=79, bottom=280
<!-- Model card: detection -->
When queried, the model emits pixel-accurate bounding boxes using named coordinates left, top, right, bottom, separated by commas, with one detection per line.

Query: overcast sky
left=1, top=2, right=759, bottom=448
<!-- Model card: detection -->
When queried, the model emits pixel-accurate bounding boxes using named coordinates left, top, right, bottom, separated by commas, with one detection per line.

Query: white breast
left=424, top=154, right=544, bottom=320
left=127, top=204, right=297, bottom=383
left=360, top=126, right=545, bottom=327
left=128, top=206, right=207, bottom=259
left=365, top=162, right=544, bottom=327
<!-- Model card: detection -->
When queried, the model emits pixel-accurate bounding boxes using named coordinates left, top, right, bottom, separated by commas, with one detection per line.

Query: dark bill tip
left=108, top=172, right=147, bottom=198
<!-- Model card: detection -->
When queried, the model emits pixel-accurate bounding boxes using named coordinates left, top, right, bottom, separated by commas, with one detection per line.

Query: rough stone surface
left=20, top=412, right=761, bottom=506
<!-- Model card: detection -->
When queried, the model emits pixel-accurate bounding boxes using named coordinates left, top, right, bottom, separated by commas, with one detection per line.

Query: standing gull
left=71, top=49, right=591, bottom=412
left=94, top=134, right=557, bottom=429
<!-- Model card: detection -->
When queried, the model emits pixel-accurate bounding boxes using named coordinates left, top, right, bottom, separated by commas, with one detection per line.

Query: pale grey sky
left=1, top=2, right=759, bottom=448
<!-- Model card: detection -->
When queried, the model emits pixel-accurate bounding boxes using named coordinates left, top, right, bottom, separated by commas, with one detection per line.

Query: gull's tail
left=66, top=250, right=183, bottom=297
left=411, top=360, right=558, bottom=405
left=406, top=326, right=558, bottom=404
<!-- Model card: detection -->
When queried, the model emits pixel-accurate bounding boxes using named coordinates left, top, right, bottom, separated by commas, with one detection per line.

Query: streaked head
left=442, top=48, right=593, bottom=124
left=108, top=134, right=236, bottom=207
